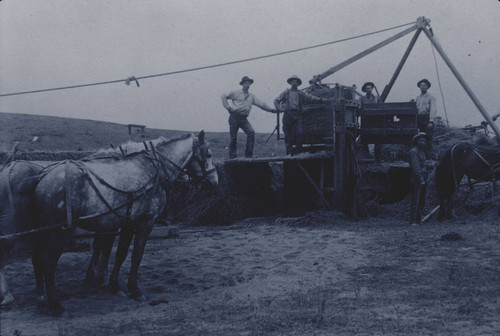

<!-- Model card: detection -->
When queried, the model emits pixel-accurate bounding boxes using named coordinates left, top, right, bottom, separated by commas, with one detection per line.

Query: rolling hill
left=0, top=112, right=286, bottom=162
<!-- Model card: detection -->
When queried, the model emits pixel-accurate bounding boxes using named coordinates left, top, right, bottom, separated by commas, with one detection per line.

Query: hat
left=361, top=82, right=375, bottom=93
left=239, top=76, right=254, bottom=85
left=412, top=132, right=427, bottom=143
left=417, top=79, right=431, bottom=88
left=287, top=75, right=302, bottom=86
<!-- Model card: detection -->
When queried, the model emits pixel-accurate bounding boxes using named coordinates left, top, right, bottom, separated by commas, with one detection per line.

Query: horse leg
left=0, top=238, right=16, bottom=306
left=0, top=266, right=15, bottom=306
left=32, top=234, right=48, bottom=312
left=438, top=195, right=449, bottom=221
left=109, top=225, right=134, bottom=295
left=43, top=231, right=67, bottom=317
left=85, top=236, right=101, bottom=285
left=86, top=235, right=115, bottom=286
left=95, top=235, right=115, bottom=285
left=127, top=219, right=154, bottom=301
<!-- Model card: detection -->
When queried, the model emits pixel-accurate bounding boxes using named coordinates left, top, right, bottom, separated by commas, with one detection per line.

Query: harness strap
left=76, top=160, right=155, bottom=195
left=64, top=160, right=73, bottom=229
left=79, top=160, right=162, bottom=220
left=5, top=162, right=16, bottom=216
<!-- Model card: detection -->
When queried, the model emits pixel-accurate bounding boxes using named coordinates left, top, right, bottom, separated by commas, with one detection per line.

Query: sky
left=1, top=0, right=499, bottom=133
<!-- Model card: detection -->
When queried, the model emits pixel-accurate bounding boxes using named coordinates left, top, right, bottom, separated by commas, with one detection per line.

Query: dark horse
left=435, top=142, right=500, bottom=220
left=4, top=132, right=217, bottom=316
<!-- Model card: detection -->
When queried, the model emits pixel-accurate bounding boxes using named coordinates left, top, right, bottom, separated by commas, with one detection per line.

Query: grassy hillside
left=0, top=112, right=286, bottom=162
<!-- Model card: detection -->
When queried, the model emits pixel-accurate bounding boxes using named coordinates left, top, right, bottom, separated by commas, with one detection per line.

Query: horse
left=0, top=140, right=164, bottom=306
left=26, top=131, right=217, bottom=316
left=83, top=135, right=210, bottom=287
left=435, top=141, right=500, bottom=220
left=0, top=160, right=46, bottom=306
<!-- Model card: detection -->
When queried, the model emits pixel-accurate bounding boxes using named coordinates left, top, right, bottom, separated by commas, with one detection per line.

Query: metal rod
left=422, top=27, right=500, bottom=138
left=381, top=28, right=422, bottom=102
left=310, top=24, right=418, bottom=84
left=276, top=111, right=281, bottom=140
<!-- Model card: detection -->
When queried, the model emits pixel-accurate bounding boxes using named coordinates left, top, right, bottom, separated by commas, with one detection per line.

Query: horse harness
left=449, top=143, right=500, bottom=192
left=0, top=140, right=214, bottom=239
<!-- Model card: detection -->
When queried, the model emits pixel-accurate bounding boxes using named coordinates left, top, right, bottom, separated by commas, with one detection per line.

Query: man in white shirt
left=415, top=79, right=437, bottom=153
left=415, top=79, right=437, bottom=136
left=221, top=76, right=276, bottom=159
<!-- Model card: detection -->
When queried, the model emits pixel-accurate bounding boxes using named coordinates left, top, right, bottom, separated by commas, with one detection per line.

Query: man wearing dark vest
left=274, top=75, right=329, bottom=155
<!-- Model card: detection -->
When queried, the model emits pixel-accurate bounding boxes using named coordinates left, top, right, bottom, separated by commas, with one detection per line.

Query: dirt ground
left=1, top=210, right=500, bottom=336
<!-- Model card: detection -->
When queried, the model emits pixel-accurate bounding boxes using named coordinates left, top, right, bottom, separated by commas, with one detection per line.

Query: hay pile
left=168, top=125, right=500, bottom=226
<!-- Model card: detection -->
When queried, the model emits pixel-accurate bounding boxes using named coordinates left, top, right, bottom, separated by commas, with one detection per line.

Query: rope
left=0, top=21, right=415, bottom=98
left=430, top=40, right=450, bottom=127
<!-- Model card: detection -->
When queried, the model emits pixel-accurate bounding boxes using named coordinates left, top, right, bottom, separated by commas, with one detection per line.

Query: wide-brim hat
left=412, top=132, right=427, bottom=143
left=361, top=82, right=375, bottom=93
left=417, top=79, right=431, bottom=88
left=239, top=76, right=254, bottom=85
left=287, top=75, right=302, bottom=86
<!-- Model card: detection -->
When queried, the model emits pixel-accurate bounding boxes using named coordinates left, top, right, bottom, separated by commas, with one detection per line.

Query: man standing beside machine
left=274, top=75, right=331, bottom=155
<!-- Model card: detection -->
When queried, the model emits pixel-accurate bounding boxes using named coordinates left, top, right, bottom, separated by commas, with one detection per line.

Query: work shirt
left=409, top=146, right=427, bottom=183
left=416, top=92, right=437, bottom=120
left=221, top=90, right=273, bottom=117
left=274, top=88, right=323, bottom=111
left=360, top=93, right=381, bottom=105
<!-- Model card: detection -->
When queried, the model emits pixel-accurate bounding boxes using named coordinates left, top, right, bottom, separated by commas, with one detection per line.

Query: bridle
left=147, top=140, right=215, bottom=185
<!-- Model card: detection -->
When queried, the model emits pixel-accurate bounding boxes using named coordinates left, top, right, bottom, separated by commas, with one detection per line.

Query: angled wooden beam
left=381, top=28, right=422, bottom=102
left=309, top=24, right=418, bottom=84
left=295, top=161, right=333, bottom=210
left=422, top=26, right=500, bottom=138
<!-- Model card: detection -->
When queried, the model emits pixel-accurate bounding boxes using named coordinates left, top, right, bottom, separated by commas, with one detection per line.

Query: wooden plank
left=358, top=128, right=418, bottom=135
left=224, top=152, right=334, bottom=164
left=295, top=161, right=333, bottom=210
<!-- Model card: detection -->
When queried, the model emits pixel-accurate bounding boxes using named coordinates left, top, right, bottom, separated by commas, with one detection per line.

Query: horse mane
left=87, top=134, right=194, bottom=159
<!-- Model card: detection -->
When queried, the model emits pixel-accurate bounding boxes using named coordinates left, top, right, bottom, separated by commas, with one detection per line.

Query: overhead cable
left=0, top=21, right=415, bottom=98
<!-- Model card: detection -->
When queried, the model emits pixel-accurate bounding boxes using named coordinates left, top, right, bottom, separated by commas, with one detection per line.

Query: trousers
left=228, top=114, right=255, bottom=158
left=282, top=110, right=303, bottom=155
left=409, top=176, right=427, bottom=223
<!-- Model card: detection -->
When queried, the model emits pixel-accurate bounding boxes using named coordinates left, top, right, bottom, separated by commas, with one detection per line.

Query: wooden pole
left=422, top=27, right=500, bottom=139
left=310, top=24, right=418, bottom=84
left=381, top=29, right=422, bottom=102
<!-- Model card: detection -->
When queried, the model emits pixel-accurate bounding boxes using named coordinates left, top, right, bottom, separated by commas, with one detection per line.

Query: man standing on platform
left=360, top=82, right=381, bottom=105
left=274, top=75, right=330, bottom=155
left=221, top=76, right=276, bottom=159
left=415, top=79, right=437, bottom=147
left=409, top=132, right=428, bottom=224
left=359, top=82, right=382, bottom=159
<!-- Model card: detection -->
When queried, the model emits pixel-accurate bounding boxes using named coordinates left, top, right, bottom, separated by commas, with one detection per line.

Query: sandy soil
left=1, top=211, right=500, bottom=336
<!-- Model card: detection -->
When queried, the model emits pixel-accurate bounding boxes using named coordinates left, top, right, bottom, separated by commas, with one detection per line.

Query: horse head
left=153, top=132, right=218, bottom=186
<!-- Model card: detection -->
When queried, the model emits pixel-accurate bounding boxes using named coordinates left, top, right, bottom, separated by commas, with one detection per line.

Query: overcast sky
left=1, top=0, right=499, bottom=133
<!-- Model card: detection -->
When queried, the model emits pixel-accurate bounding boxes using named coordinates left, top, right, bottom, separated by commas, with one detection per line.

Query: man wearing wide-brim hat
left=415, top=78, right=437, bottom=149
left=359, top=81, right=382, bottom=159
left=408, top=131, right=428, bottom=224
left=221, top=76, right=276, bottom=159
left=274, top=75, right=332, bottom=155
